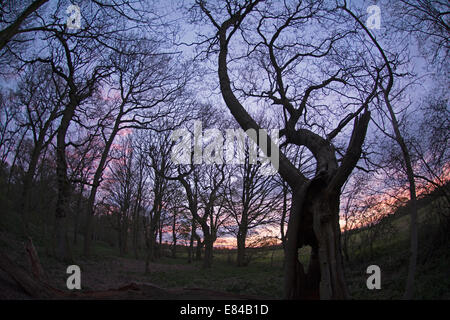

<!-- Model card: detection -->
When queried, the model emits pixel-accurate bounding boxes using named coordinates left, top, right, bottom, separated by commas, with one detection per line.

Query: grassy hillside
left=343, top=194, right=450, bottom=299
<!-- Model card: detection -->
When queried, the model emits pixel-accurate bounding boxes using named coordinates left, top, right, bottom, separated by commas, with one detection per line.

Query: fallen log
left=0, top=249, right=54, bottom=298
left=24, top=237, right=46, bottom=281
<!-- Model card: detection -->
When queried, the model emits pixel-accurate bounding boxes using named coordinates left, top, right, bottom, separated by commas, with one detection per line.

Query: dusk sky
left=0, top=0, right=448, bottom=303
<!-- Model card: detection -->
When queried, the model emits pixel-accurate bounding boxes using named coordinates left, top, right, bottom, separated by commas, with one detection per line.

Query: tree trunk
left=284, top=180, right=349, bottom=300
left=132, top=208, right=139, bottom=259
left=118, top=225, right=124, bottom=257
left=280, top=183, right=288, bottom=254
left=236, top=229, right=247, bottom=267
left=342, top=232, right=350, bottom=263
left=133, top=222, right=139, bottom=260
left=158, top=218, right=163, bottom=258
left=84, top=188, right=98, bottom=257
left=118, top=210, right=129, bottom=257
left=382, top=92, right=418, bottom=300
left=401, top=141, right=419, bottom=300
left=188, top=225, right=194, bottom=263
left=143, top=217, right=151, bottom=273
left=53, top=147, right=72, bottom=263
left=53, top=97, right=77, bottom=262
left=84, top=125, right=120, bottom=257
left=148, top=217, right=159, bottom=262
left=53, top=212, right=71, bottom=263
left=195, top=236, right=203, bottom=261
left=19, top=144, right=41, bottom=238
left=203, top=235, right=213, bottom=269
left=147, top=213, right=158, bottom=262
left=172, top=213, right=177, bottom=258
left=122, top=218, right=128, bottom=256
left=73, top=184, right=84, bottom=245
left=342, top=213, right=350, bottom=263
left=312, top=190, right=348, bottom=300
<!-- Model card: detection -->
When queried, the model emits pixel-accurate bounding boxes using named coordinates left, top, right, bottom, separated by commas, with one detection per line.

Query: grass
left=342, top=197, right=450, bottom=299
left=141, top=256, right=284, bottom=298
left=1, top=189, right=448, bottom=299
left=132, top=245, right=314, bottom=298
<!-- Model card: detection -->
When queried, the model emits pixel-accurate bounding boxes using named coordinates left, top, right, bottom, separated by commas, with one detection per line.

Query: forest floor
left=0, top=227, right=278, bottom=299
left=0, top=193, right=449, bottom=300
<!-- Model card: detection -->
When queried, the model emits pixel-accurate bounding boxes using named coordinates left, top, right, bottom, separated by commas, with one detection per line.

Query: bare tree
left=339, top=2, right=421, bottom=299
left=224, top=144, right=279, bottom=266
left=11, top=64, right=63, bottom=237
left=0, top=90, right=24, bottom=176
left=167, top=187, right=186, bottom=258
left=340, top=172, right=373, bottom=263
left=1, top=0, right=170, bottom=262
left=103, top=136, right=137, bottom=256
left=140, top=129, right=177, bottom=269
left=0, top=0, right=49, bottom=51
left=192, top=0, right=381, bottom=299
left=390, top=0, right=449, bottom=64
left=413, top=98, right=450, bottom=202
left=82, top=38, right=189, bottom=257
